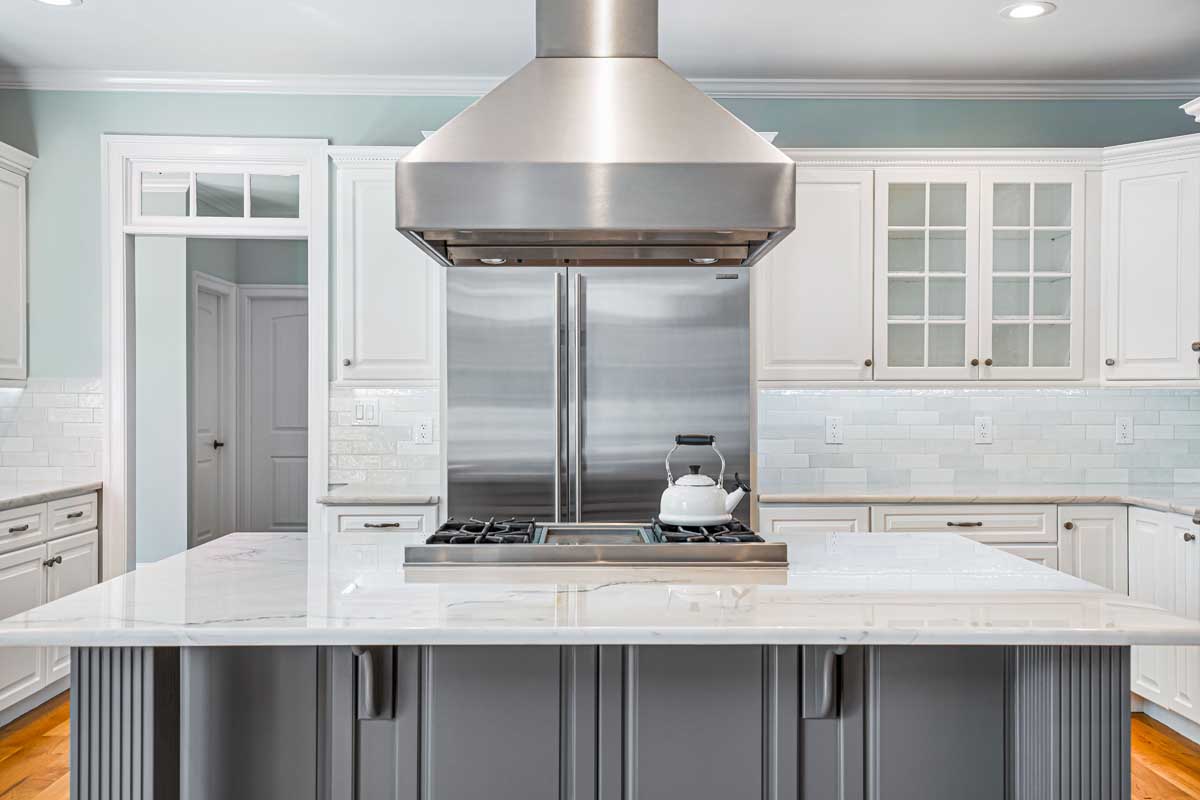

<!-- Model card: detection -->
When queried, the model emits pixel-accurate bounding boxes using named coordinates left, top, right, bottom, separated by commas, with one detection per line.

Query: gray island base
left=70, top=643, right=1128, bottom=800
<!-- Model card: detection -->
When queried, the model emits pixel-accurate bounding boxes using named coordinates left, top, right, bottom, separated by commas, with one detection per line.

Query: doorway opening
left=132, top=236, right=309, bottom=563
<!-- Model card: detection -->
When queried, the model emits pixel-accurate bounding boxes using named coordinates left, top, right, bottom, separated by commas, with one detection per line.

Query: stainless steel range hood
left=396, top=0, right=796, bottom=268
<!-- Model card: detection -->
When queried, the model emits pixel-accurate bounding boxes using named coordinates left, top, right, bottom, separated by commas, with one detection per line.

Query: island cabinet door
left=1129, top=507, right=1175, bottom=707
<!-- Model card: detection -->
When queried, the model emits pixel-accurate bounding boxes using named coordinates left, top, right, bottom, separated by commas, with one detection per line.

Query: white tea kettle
left=659, top=434, right=750, bottom=526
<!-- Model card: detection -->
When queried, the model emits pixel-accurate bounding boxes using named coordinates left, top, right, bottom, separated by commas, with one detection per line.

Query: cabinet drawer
left=870, top=505, right=1058, bottom=544
left=47, top=493, right=98, bottom=538
left=334, top=512, right=431, bottom=534
left=0, top=504, right=46, bottom=554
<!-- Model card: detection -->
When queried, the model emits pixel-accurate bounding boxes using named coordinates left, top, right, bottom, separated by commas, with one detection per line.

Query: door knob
left=1063, top=521, right=1074, bottom=530
left=213, top=440, right=225, bottom=450
left=1185, top=532, right=1196, bottom=543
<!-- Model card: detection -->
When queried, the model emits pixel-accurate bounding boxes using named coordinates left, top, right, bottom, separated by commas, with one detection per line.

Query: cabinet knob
left=343, top=358, right=352, bottom=367
left=1192, top=342, right=1200, bottom=352
left=970, top=358, right=980, bottom=367
left=864, top=358, right=873, bottom=367
left=1105, top=358, right=1116, bottom=366
left=984, top=358, right=994, bottom=367
left=42, top=556, right=62, bottom=568
left=1186, top=532, right=1197, bottom=543
left=1063, top=521, right=1074, bottom=530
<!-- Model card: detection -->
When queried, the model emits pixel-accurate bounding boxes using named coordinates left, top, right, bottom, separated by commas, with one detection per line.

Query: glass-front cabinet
left=980, top=170, right=1084, bottom=379
left=874, top=169, right=980, bottom=379
left=873, top=168, right=1084, bottom=380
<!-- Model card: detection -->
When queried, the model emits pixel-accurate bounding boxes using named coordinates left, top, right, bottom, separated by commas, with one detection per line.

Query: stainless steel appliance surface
left=396, top=0, right=795, bottom=268
left=447, top=266, right=750, bottom=524
left=406, top=520, right=785, bottom=567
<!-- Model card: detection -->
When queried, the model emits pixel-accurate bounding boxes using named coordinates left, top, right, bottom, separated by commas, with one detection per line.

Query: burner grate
left=426, top=518, right=538, bottom=545
left=651, top=519, right=764, bottom=544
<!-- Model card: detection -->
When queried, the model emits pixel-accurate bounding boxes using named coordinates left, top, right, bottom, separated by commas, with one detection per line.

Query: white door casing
left=754, top=170, right=874, bottom=381
left=240, top=287, right=309, bottom=532
left=1102, top=157, right=1200, bottom=380
left=45, top=530, right=99, bottom=682
left=191, top=273, right=237, bottom=547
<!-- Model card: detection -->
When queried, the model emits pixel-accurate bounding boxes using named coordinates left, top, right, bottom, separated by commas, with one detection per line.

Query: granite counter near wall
left=757, top=388, right=1200, bottom=494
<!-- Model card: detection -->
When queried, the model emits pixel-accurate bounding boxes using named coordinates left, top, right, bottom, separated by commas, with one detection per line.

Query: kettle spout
left=724, top=472, right=750, bottom=513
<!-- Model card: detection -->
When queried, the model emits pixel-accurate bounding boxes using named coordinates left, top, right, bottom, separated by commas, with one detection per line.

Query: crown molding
left=328, top=145, right=413, bottom=165
left=2, top=68, right=1200, bottom=100
left=1100, top=131, right=1200, bottom=168
left=784, top=147, right=1103, bottom=168
left=0, top=141, right=36, bottom=174
left=1185, top=97, right=1200, bottom=123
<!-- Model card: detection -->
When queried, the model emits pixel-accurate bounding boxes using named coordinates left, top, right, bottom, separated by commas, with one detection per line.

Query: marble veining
left=0, top=480, right=102, bottom=512
left=0, top=531, right=1198, bottom=648
left=758, top=482, right=1200, bottom=521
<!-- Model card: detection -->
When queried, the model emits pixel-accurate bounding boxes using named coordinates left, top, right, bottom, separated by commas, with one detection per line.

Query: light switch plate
left=353, top=399, right=380, bottom=427
left=974, top=416, right=993, bottom=445
left=825, top=416, right=844, bottom=445
left=1116, top=416, right=1134, bottom=445
left=413, top=417, right=434, bottom=445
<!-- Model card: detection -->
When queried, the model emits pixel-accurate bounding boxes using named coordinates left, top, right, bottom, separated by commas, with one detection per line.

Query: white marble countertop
left=0, top=480, right=102, bottom=513
left=0, top=531, right=1198, bottom=647
left=316, top=483, right=439, bottom=506
left=759, top=483, right=1200, bottom=521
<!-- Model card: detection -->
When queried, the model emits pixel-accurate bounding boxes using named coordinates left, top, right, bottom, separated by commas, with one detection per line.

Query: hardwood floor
left=0, top=693, right=69, bottom=800
left=0, top=696, right=1194, bottom=798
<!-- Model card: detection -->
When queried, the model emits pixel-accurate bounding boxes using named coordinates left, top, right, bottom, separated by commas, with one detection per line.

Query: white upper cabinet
left=979, top=170, right=1085, bottom=380
left=0, top=143, right=34, bottom=382
left=754, top=170, right=874, bottom=381
left=332, top=149, right=442, bottom=383
left=873, top=169, right=980, bottom=380
left=1102, top=154, right=1200, bottom=380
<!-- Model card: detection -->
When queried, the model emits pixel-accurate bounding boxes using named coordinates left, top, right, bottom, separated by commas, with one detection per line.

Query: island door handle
left=8, top=524, right=29, bottom=534
left=803, top=644, right=848, bottom=719
left=947, top=521, right=984, bottom=528
left=363, top=522, right=401, bottom=529
left=1185, top=532, right=1196, bottom=543
left=351, top=645, right=395, bottom=720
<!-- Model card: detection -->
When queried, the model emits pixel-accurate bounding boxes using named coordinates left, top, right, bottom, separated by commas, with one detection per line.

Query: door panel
left=447, top=267, right=565, bottom=521
left=1129, top=508, right=1173, bottom=705
left=0, top=168, right=27, bottom=380
left=571, top=267, right=749, bottom=522
left=243, top=293, right=308, bottom=531
left=1172, top=514, right=1200, bottom=722
left=0, top=544, right=45, bottom=706
left=1057, top=506, right=1128, bottom=594
left=193, top=280, right=233, bottom=545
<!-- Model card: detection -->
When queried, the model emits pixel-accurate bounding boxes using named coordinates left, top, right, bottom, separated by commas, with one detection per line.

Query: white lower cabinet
left=1129, top=507, right=1200, bottom=724
left=324, top=504, right=439, bottom=565
left=45, top=530, right=99, bottom=682
left=996, top=544, right=1059, bottom=569
left=757, top=505, right=870, bottom=561
left=1056, top=506, right=1129, bottom=594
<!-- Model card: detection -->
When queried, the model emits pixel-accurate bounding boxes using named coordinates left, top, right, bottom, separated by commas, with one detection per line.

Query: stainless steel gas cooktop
left=404, top=520, right=787, bottom=567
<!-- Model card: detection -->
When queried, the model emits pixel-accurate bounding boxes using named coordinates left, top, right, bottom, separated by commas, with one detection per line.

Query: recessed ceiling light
left=1000, top=2, right=1057, bottom=19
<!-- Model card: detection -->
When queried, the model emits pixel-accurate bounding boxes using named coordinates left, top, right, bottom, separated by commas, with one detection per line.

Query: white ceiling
left=1, top=0, right=1199, bottom=93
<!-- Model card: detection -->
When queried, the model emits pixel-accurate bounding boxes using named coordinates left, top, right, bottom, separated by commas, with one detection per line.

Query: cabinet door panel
left=997, top=544, right=1058, bottom=569
left=1102, top=158, right=1200, bottom=380
left=0, top=544, right=45, bottom=706
left=335, top=159, right=442, bottom=382
left=758, top=505, right=870, bottom=562
left=755, top=170, right=874, bottom=381
left=45, top=530, right=98, bottom=682
left=0, top=166, right=27, bottom=381
left=1171, top=513, right=1200, bottom=722
left=1057, top=506, right=1128, bottom=594
left=1129, top=508, right=1173, bottom=705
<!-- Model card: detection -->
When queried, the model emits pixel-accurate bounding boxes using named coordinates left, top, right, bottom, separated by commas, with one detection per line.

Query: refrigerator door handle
left=553, top=272, right=563, bottom=523
left=573, top=272, right=584, bottom=523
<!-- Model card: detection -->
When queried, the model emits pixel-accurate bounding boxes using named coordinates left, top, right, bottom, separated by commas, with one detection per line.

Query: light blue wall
left=0, top=89, right=1195, bottom=377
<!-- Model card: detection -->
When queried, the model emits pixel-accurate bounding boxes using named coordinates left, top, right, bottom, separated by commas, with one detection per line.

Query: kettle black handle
left=675, top=434, right=716, bottom=446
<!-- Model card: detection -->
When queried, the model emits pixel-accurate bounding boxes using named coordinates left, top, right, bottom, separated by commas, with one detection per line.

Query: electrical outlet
left=974, top=416, right=993, bottom=445
left=1116, top=416, right=1134, bottom=445
left=413, top=418, right=434, bottom=445
left=352, top=399, right=380, bottom=427
left=825, top=416, right=844, bottom=445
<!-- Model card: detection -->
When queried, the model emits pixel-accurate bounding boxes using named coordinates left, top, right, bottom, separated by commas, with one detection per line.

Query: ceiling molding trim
left=1184, top=97, right=1200, bottom=123
left=784, top=147, right=1104, bottom=168
left=328, top=145, right=414, bottom=165
left=3, top=69, right=1200, bottom=100
left=1100, top=131, right=1200, bottom=167
left=0, top=141, right=36, bottom=174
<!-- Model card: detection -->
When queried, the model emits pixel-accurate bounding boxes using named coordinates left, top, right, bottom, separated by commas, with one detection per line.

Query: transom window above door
left=132, top=164, right=307, bottom=235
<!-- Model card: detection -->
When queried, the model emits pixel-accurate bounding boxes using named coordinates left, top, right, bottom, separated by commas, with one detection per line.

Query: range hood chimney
left=396, top=0, right=796, bottom=268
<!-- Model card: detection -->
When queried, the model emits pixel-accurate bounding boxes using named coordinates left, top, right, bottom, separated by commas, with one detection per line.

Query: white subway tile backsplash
left=328, top=385, right=440, bottom=488
left=759, top=388, right=1200, bottom=492
left=0, top=380, right=105, bottom=483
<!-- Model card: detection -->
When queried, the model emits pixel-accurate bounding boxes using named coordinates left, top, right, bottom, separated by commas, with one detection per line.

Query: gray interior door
left=447, top=267, right=565, bottom=521
left=569, top=267, right=750, bottom=522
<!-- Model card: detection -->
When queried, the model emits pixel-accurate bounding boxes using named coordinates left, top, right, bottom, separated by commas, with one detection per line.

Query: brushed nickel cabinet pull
left=947, top=521, right=984, bottom=528
left=1185, top=532, right=1196, bottom=543
left=8, top=524, right=29, bottom=533
left=1105, top=358, right=1116, bottom=366
left=363, top=522, right=401, bottom=529
left=67, top=511, right=84, bottom=519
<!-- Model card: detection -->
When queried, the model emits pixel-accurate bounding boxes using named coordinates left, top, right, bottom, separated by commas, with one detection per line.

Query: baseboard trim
left=0, top=678, right=68, bottom=728
left=1137, top=697, right=1200, bottom=745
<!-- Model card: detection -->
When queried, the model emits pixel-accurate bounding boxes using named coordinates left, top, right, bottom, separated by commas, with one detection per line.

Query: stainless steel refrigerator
left=447, top=267, right=750, bottom=523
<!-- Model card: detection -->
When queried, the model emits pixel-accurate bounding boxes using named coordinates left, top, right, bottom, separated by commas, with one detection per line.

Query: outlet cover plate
left=974, top=416, right=993, bottom=445
left=825, top=416, right=844, bottom=445
left=353, top=399, right=380, bottom=427
left=1116, top=416, right=1134, bottom=445
left=414, top=418, right=434, bottom=445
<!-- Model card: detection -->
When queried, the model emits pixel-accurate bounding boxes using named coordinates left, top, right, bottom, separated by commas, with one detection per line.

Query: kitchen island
left=1, top=532, right=1197, bottom=800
